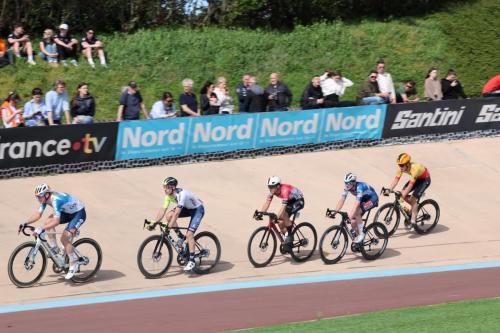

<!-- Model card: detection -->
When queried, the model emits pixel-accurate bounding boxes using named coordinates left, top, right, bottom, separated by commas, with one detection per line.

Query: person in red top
left=482, top=75, right=500, bottom=98
left=258, top=176, right=305, bottom=251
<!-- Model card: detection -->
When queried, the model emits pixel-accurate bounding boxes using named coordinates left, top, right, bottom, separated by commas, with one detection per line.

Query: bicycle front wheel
left=319, top=226, right=348, bottom=264
left=70, top=238, right=102, bottom=283
left=373, top=203, right=400, bottom=237
left=414, top=199, right=440, bottom=235
left=8, top=241, right=47, bottom=288
left=290, top=222, right=317, bottom=262
left=137, top=235, right=173, bottom=278
left=247, top=226, right=277, bottom=267
left=361, top=222, right=388, bottom=260
left=193, top=231, right=221, bottom=274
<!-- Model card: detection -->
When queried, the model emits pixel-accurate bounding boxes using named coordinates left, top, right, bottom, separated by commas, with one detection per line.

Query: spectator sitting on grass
left=179, top=78, right=200, bottom=117
left=39, top=29, right=59, bottom=66
left=424, top=67, right=442, bottom=101
left=81, top=28, right=107, bottom=68
left=200, top=81, right=219, bottom=116
left=376, top=59, right=395, bottom=103
left=0, top=37, right=12, bottom=67
left=1, top=91, right=25, bottom=128
left=357, top=70, right=390, bottom=105
left=441, top=69, right=467, bottom=100
left=45, top=79, right=71, bottom=125
left=320, top=69, right=355, bottom=107
left=300, top=75, right=324, bottom=110
left=396, top=80, right=419, bottom=103
left=7, top=24, right=36, bottom=65
left=71, top=82, right=96, bottom=124
left=23, top=88, right=47, bottom=126
left=116, top=80, right=149, bottom=121
left=150, top=91, right=177, bottom=119
left=54, top=23, right=79, bottom=67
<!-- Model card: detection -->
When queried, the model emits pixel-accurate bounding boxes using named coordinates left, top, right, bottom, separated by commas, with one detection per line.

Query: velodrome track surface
left=1, top=136, right=500, bottom=331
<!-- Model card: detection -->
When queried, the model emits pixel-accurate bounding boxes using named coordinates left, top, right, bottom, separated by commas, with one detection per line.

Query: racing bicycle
left=247, top=210, right=317, bottom=267
left=137, top=220, right=221, bottom=278
left=373, top=187, right=440, bottom=236
left=319, top=208, right=388, bottom=264
left=8, top=224, right=102, bottom=287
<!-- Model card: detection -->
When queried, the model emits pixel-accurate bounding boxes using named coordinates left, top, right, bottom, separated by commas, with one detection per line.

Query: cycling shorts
left=360, top=196, right=378, bottom=214
left=285, top=198, right=305, bottom=217
left=178, top=205, right=205, bottom=233
left=60, top=208, right=86, bottom=232
left=404, top=177, right=431, bottom=199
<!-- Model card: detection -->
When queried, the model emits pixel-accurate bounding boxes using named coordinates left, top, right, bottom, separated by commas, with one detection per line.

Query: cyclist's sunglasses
left=398, top=163, right=408, bottom=168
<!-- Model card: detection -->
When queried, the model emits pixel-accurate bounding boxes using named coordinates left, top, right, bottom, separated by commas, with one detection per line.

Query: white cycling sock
left=357, top=223, right=364, bottom=234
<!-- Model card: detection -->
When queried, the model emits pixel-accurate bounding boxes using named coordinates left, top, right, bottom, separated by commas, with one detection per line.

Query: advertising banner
left=115, top=105, right=387, bottom=160
left=382, top=98, right=500, bottom=138
left=0, top=123, right=118, bottom=169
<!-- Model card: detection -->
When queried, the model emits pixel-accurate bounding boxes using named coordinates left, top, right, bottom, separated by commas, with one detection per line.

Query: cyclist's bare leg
left=350, top=208, right=364, bottom=234
left=43, top=215, right=58, bottom=249
left=61, top=230, right=76, bottom=265
left=407, top=195, right=418, bottom=223
left=278, top=212, right=292, bottom=234
left=165, top=210, right=177, bottom=228
left=186, top=230, right=195, bottom=255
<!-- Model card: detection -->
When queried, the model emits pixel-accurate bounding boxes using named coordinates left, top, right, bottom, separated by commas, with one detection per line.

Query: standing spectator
left=357, top=71, right=390, bottom=105
left=81, top=28, right=107, bottom=68
left=214, top=77, right=234, bottom=114
left=116, top=81, right=149, bottom=121
left=243, top=76, right=267, bottom=113
left=441, top=69, right=467, bottom=100
left=0, top=37, right=12, bottom=67
left=424, top=67, right=443, bottom=101
left=396, top=80, right=419, bottom=103
left=150, top=92, right=177, bottom=119
left=7, top=24, right=36, bottom=65
left=54, top=24, right=79, bottom=66
left=1, top=91, right=25, bottom=128
left=482, top=75, right=500, bottom=98
left=179, top=78, right=199, bottom=117
left=39, top=29, right=59, bottom=66
left=71, top=82, right=96, bottom=124
left=200, top=81, right=219, bottom=115
left=236, top=74, right=251, bottom=112
left=376, top=59, right=396, bottom=103
left=300, top=76, right=324, bottom=110
left=265, top=73, right=293, bottom=111
left=23, top=88, right=47, bottom=127
left=45, top=80, right=71, bottom=125
left=320, top=69, right=355, bottom=107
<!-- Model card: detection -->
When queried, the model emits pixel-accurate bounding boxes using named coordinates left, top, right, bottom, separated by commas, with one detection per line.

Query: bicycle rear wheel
left=193, top=231, right=221, bottom=274
left=360, top=222, right=388, bottom=260
left=290, top=222, right=317, bottom=262
left=414, top=199, right=440, bottom=235
left=8, top=241, right=47, bottom=288
left=319, top=226, right=348, bottom=264
left=373, top=203, right=400, bottom=237
left=137, top=235, right=173, bottom=278
left=70, top=238, right=102, bottom=283
left=247, top=226, right=277, bottom=267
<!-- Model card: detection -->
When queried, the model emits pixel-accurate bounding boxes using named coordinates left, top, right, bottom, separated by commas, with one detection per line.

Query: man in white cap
left=54, top=23, right=79, bottom=66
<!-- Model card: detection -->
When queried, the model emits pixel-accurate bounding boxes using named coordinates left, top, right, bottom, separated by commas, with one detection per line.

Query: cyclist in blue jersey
left=21, top=184, right=87, bottom=280
left=334, top=173, right=379, bottom=243
left=155, top=177, right=205, bottom=272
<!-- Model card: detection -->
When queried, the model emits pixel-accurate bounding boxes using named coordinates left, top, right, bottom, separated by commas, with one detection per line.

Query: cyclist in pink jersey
left=257, top=176, right=305, bottom=252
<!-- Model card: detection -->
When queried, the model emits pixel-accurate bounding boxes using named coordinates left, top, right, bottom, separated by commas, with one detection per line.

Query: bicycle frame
left=20, top=226, right=69, bottom=269
left=325, top=209, right=372, bottom=242
left=254, top=211, right=297, bottom=244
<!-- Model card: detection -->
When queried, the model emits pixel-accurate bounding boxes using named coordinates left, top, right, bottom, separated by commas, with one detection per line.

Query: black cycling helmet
left=162, top=177, right=178, bottom=187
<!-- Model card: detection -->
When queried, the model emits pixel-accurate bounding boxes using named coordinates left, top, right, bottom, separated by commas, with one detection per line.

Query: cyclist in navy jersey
left=334, top=173, right=378, bottom=243
left=21, top=184, right=87, bottom=279
left=257, top=176, right=304, bottom=252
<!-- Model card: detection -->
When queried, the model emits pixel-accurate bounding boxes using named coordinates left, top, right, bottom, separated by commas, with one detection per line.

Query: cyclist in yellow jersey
left=383, top=153, right=431, bottom=230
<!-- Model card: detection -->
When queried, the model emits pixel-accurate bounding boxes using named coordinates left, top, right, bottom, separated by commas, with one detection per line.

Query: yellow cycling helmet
left=397, top=153, right=411, bottom=165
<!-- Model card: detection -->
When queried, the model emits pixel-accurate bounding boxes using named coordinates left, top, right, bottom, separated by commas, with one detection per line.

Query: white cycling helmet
left=35, top=183, right=50, bottom=197
left=344, top=172, right=356, bottom=183
left=267, top=176, right=281, bottom=186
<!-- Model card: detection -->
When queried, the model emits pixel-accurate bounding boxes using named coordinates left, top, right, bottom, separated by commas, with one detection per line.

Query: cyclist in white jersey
left=155, top=177, right=205, bottom=272
left=21, top=184, right=87, bottom=280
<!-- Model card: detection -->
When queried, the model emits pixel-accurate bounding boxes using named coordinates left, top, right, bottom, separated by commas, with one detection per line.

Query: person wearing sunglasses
left=395, top=80, right=419, bottom=103
left=383, top=153, right=431, bottom=230
left=256, top=176, right=305, bottom=252
left=80, top=28, right=107, bottom=68
left=357, top=70, right=390, bottom=105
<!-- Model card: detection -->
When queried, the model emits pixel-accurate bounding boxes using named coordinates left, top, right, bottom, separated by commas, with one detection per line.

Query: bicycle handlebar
left=253, top=210, right=278, bottom=222
left=18, top=224, right=35, bottom=237
left=381, top=187, right=401, bottom=198
left=144, top=219, right=168, bottom=231
left=325, top=208, right=348, bottom=219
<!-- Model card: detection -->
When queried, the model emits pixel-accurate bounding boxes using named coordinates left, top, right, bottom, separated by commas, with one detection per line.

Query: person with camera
left=150, top=91, right=177, bottom=119
left=265, top=73, right=293, bottom=111
left=441, top=69, right=467, bottom=100
left=23, top=88, right=47, bottom=126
